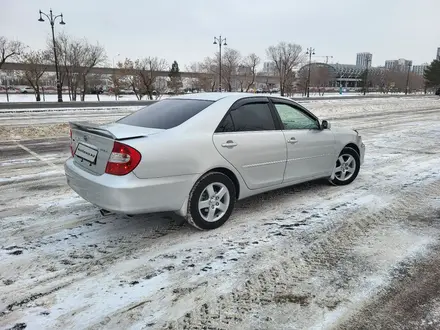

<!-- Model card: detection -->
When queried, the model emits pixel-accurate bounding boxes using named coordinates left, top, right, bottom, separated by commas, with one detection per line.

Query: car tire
left=329, top=147, right=361, bottom=186
left=186, top=172, right=236, bottom=230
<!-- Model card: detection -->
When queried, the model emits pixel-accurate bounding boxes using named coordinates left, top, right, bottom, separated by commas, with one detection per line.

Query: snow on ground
left=0, top=91, right=431, bottom=103
left=0, top=93, right=167, bottom=103
left=0, top=95, right=439, bottom=142
left=0, top=97, right=440, bottom=329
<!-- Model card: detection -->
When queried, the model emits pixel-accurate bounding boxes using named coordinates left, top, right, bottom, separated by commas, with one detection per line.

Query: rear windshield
left=117, top=99, right=214, bottom=129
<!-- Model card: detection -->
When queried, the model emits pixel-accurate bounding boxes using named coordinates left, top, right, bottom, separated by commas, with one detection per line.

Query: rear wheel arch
left=198, top=167, right=240, bottom=200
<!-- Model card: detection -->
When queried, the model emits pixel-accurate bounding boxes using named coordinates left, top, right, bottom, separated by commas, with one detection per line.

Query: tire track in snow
left=1, top=99, right=440, bottom=329
left=158, top=180, right=440, bottom=330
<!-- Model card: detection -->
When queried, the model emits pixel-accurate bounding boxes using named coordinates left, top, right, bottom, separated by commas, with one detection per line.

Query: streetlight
left=213, top=35, right=227, bottom=92
left=305, top=47, right=315, bottom=98
left=405, top=61, right=412, bottom=95
left=38, top=9, right=66, bottom=102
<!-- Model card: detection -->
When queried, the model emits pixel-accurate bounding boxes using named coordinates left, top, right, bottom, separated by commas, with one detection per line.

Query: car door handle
left=221, top=140, right=237, bottom=148
left=287, top=138, right=298, bottom=144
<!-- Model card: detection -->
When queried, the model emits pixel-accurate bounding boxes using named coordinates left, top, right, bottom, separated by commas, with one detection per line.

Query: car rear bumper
left=64, top=158, right=197, bottom=214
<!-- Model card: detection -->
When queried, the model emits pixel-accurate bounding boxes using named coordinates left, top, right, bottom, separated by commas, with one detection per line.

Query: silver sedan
left=65, top=93, right=365, bottom=230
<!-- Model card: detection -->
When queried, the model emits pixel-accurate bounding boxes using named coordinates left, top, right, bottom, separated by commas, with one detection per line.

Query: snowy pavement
left=0, top=97, right=440, bottom=329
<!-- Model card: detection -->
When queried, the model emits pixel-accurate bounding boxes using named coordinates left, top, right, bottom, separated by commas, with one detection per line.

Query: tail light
left=69, top=129, right=74, bottom=157
left=105, top=141, right=141, bottom=176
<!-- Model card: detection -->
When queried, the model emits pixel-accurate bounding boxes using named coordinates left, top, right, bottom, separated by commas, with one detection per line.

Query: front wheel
left=329, top=147, right=361, bottom=185
left=186, top=172, right=236, bottom=230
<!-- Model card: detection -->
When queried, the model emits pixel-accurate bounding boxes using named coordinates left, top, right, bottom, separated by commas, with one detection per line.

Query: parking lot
left=1, top=96, right=440, bottom=329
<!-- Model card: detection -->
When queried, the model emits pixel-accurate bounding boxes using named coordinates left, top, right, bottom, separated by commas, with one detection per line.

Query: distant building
left=356, top=52, right=372, bottom=68
left=262, top=61, right=276, bottom=74
left=412, top=63, right=428, bottom=76
left=437, top=47, right=440, bottom=61
left=385, top=58, right=412, bottom=72
left=237, top=65, right=252, bottom=75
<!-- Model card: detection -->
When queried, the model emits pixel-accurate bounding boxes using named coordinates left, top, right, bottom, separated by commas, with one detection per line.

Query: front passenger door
left=213, top=98, right=287, bottom=190
left=272, top=101, right=336, bottom=183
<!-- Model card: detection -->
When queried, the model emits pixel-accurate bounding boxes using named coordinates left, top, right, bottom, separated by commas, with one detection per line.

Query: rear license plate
left=75, top=143, right=98, bottom=163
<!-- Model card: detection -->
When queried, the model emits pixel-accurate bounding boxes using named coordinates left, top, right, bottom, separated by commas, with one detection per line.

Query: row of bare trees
left=1, top=34, right=107, bottom=101
left=54, top=33, right=106, bottom=101
left=365, top=69, right=425, bottom=93
left=110, top=57, right=168, bottom=100
left=184, top=50, right=261, bottom=93
left=182, top=42, right=305, bottom=96
left=1, top=35, right=432, bottom=100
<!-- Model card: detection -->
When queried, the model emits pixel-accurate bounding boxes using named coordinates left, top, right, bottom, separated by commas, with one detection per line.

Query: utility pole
left=306, top=47, right=315, bottom=98
left=213, top=35, right=227, bottom=92
left=38, top=9, right=66, bottom=102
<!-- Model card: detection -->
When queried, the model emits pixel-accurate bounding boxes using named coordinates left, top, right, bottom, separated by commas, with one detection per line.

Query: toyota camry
left=65, top=93, right=365, bottom=230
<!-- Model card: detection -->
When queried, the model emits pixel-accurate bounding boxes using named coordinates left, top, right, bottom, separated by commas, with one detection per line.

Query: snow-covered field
left=1, top=96, right=440, bottom=329
left=0, top=91, right=428, bottom=103
left=0, top=93, right=149, bottom=103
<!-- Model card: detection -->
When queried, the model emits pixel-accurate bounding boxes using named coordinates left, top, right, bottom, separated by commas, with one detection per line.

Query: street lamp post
left=405, top=61, right=412, bottom=95
left=213, top=35, right=227, bottom=92
left=38, top=9, right=66, bottom=102
left=305, top=47, right=315, bottom=98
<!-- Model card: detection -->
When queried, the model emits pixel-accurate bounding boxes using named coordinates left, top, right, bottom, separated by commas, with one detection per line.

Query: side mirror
left=321, top=120, right=331, bottom=129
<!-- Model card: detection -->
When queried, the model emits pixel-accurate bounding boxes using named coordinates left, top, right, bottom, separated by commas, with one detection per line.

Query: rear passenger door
left=212, top=97, right=287, bottom=190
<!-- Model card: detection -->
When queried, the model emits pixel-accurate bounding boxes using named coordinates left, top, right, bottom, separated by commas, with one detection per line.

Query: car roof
left=168, top=92, right=293, bottom=103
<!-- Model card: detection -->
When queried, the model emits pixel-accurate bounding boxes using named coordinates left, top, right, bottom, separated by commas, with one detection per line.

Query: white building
left=385, top=58, right=412, bottom=72
left=412, top=63, right=428, bottom=76
left=356, top=52, right=372, bottom=68
left=262, top=61, right=276, bottom=74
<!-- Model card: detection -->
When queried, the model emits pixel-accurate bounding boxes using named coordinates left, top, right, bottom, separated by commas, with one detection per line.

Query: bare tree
left=108, top=60, right=126, bottom=100
left=118, top=58, right=143, bottom=99
left=266, top=42, right=304, bottom=96
left=88, top=73, right=105, bottom=101
left=0, top=36, right=25, bottom=70
left=52, top=33, right=69, bottom=96
left=51, top=34, right=106, bottom=101
left=134, top=57, right=167, bottom=100
left=221, top=48, right=241, bottom=92
left=20, top=50, right=51, bottom=101
left=408, top=73, right=425, bottom=93
left=79, top=42, right=107, bottom=101
left=238, top=53, right=260, bottom=92
left=296, top=68, right=308, bottom=96
left=185, top=62, right=202, bottom=91
left=153, top=76, right=168, bottom=99
left=200, top=57, right=218, bottom=91
left=310, top=66, right=332, bottom=96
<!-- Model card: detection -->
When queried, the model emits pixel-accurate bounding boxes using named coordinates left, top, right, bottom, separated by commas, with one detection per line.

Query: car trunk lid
left=69, top=122, right=163, bottom=175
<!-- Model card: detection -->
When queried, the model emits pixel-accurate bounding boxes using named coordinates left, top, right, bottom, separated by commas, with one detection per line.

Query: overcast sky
left=1, top=0, right=439, bottom=69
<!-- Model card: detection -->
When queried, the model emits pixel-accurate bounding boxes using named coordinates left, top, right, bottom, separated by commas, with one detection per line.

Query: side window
left=274, top=103, right=319, bottom=130
left=230, top=103, right=275, bottom=132
left=216, top=114, right=235, bottom=132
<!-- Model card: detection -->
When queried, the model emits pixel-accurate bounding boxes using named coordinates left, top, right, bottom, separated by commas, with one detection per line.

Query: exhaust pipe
left=100, top=209, right=113, bottom=216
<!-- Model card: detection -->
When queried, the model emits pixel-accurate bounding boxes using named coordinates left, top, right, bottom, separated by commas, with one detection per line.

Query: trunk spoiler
left=69, top=121, right=146, bottom=141
left=69, top=121, right=117, bottom=139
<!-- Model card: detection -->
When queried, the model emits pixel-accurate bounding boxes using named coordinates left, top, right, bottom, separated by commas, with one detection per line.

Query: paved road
left=0, top=98, right=440, bottom=329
